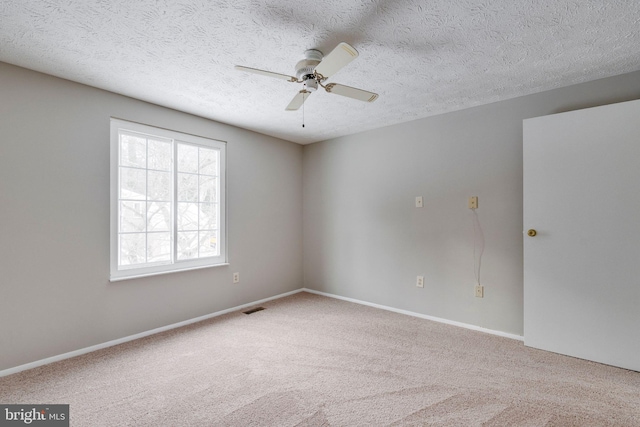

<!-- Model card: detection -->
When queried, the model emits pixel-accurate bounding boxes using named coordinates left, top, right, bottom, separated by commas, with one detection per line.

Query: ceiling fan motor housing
left=295, top=49, right=323, bottom=85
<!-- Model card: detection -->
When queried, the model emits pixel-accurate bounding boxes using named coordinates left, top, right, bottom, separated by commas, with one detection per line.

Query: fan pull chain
left=302, top=92, right=305, bottom=128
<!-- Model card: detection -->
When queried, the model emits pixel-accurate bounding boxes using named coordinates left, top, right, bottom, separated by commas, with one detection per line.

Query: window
left=110, top=118, right=226, bottom=281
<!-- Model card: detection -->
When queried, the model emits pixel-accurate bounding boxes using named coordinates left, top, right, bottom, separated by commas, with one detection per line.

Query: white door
left=523, top=99, right=640, bottom=372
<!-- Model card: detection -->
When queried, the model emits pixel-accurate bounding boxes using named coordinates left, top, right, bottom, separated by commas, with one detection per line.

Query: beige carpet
left=1, top=292, right=638, bottom=426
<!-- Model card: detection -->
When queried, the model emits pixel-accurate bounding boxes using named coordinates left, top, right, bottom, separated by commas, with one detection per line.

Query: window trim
left=109, top=118, right=227, bottom=281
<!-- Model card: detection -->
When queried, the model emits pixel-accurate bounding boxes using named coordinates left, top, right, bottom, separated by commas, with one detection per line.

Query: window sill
left=109, top=263, right=230, bottom=282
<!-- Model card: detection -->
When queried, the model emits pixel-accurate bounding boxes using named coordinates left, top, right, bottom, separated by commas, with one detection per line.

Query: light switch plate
left=415, top=196, right=423, bottom=208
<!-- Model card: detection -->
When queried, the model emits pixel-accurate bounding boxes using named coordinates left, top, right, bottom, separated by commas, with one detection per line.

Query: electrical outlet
left=415, top=196, right=423, bottom=208
left=416, top=276, right=424, bottom=288
left=468, top=196, right=478, bottom=209
left=233, top=272, right=240, bottom=284
left=475, top=284, right=484, bottom=298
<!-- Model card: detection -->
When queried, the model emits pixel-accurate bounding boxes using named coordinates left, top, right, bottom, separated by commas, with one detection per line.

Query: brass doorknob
left=527, top=229, right=537, bottom=237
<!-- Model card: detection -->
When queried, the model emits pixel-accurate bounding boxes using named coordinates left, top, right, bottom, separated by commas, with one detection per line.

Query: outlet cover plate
left=468, top=196, right=478, bottom=209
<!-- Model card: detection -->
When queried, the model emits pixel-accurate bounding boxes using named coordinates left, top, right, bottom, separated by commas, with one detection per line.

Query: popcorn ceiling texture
left=1, top=0, right=639, bottom=144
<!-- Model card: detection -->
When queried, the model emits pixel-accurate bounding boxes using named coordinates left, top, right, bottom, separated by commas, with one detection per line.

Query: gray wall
left=303, top=71, right=640, bottom=336
left=0, top=62, right=303, bottom=371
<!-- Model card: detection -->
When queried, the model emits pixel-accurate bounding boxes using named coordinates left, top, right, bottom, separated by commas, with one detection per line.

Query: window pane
left=147, top=232, right=171, bottom=263
left=120, top=201, right=146, bottom=232
left=199, top=176, right=217, bottom=203
left=148, top=202, right=171, bottom=232
left=178, top=202, right=198, bottom=231
left=119, top=233, right=146, bottom=266
left=177, top=143, right=198, bottom=173
left=148, top=170, right=172, bottom=201
left=199, top=203, right=217, bottom=230
left=120, top=134, right=146, bottom=168
left=112, top=119, right=226, bottom=278
left=199, top=230, right=218, bottom=257
left=119, top=167, right=146, bottom=200
left=177, top=231, right=198, bottom=260
left=178, top=173, right=198, bottom=202
left=199, top=147, right=218, bottom=176
left=148, top=139, right=172, bottom=171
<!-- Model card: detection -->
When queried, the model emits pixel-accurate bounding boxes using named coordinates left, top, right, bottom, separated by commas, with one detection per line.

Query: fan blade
left=234, top=65, right=297, bottom=82
left=324, top=83, right=378, bottom=103
left=286, top=90, right=311, bottom=111
left=314, top=42, right=358, bottom=78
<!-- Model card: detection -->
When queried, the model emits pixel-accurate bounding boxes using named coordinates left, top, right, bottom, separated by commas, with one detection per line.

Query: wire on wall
left=472, top=207, right=485, bottom=286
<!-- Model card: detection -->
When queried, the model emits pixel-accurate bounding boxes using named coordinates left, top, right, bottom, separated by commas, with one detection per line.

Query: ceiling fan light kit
left=235, top=42, right=378, bottom=111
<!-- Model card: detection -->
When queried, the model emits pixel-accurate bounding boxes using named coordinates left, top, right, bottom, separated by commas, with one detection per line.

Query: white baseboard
left=0, top=288, right=304, bottom=378
left=302, top=288, right=524, bottom=342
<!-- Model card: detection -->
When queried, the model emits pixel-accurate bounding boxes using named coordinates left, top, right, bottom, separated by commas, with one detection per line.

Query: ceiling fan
left=235, top=42, right=378, bottom=111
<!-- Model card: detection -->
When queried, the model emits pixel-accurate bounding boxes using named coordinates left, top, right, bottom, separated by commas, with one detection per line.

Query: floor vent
left=243, top=307, right=265, bottom=315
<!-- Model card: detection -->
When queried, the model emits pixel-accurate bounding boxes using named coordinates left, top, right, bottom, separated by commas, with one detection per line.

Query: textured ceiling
left=1, top=1, right=639, bottom=144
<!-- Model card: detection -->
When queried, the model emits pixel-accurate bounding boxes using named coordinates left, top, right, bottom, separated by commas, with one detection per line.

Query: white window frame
left=110, top=118, right=227, bottom=281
